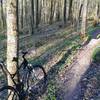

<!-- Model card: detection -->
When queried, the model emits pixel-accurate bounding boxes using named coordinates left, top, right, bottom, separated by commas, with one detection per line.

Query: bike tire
left=0, top=86, right=19, bottom=100
left=27, top=65, right=47, bottom=89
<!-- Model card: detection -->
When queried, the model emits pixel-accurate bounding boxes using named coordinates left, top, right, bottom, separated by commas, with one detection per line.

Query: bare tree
left=68, top=0, right=73, bottom=20
left=49, top=0, right=56, bottom=24
left=81, top=0, right=88, bottom=37
left=31, top=0, right=34, bottom=33
left=93, top=1, right=99, bottom=26
left=21, top=0, right=23, bottom=29
left=36, top=0, right=39, bottom=28
left=0, top=0, right=5, bottom=29
left=7, top=0, right=19, bottom=99
left=63, top=0, right=67, bottom=24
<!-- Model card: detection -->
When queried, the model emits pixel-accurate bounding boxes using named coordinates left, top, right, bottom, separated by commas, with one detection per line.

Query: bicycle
left=0, top=51, right=47, bottom=100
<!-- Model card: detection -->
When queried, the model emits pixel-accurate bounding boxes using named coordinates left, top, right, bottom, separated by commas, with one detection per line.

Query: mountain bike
left=0, top=51, right=47, bottom=100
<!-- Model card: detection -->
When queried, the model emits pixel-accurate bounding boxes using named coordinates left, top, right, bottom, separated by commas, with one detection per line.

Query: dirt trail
left=63, top=38, right=100, bottom=100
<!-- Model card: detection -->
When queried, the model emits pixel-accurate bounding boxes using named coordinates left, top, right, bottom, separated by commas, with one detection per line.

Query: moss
left=29, top=35, right=81, bottom=66
left=35, top=41, right=45, bottom=48
left=45, top=81, right=57, bottom=100
left=87, top=25, right=100, bottom=35
left=92, top=47, right=100, bottom=63
left=0, top=34, right=6, bottom=40
left=97, top=34, right=100, bottom=39
left=87, top=34, right=92, bottom=41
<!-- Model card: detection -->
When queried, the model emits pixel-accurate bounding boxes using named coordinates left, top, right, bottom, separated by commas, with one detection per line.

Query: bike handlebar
left=21, top=51, right=28, bottom=58
left=22, top=51, right=28, bottom=55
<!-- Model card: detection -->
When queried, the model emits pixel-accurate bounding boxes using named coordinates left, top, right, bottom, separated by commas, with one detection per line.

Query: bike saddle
left=22, top=51, right=28, bottom=56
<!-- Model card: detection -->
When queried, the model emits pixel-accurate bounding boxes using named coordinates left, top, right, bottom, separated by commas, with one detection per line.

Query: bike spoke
left=7, top=90, right=12, bottom=99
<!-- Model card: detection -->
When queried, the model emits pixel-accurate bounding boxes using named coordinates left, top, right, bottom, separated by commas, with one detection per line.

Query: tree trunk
left=56, top=1, right=60, bottom=21
left=0, top=0, right=5, bottom=29
left=93, top=2, right=99, bottom=26
left=25, top=0, right=28, bottom=26
left=77, top=3, right=83, bottom=32
left=68, top=0, right=73, bottom=20
left=49, top=0, right=56, bottom=24
left=81, top=0, right=88, bottom=37
left=7, top=0, right=19, bottom=99
left=63, top=0, right=67, bottom=24
left=21, top=0, right=23, bottom=29
left=31, top=0, right=34, bottom=34
left=36, top=0, right=39, bottom=28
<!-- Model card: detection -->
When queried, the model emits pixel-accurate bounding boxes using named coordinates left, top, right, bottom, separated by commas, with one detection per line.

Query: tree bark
left=7, top=0, right=19, bottom=99
left=25, top=0, right=28, bottom=26
left=56, top=1, right=60, bottom=21
left=93, top=2, right=99, bottom=26
left=63, top=0, right=67, bottom=24
left=77, top=3, right=83, bottom=32
left=31, top=0, right=34, bottom=33
left=49, top=0, right=56, bottom=24
left=36, top=0, right=39, bottom=28
left=21, top=0, right=23, bottom=28
left=81, top=0, right=88, bottom=37
left=68, top=0, right=73, bottom=20
left=0, top=0, right=5, bottom=29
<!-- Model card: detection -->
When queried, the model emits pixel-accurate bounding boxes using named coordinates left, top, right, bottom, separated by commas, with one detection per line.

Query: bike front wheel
left=0, top=86, right=19, bottom=100
left=27, top=65, right=47, bottom=89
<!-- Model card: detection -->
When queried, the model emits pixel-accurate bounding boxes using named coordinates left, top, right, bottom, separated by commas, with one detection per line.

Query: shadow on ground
left=28, top=24, right=100, bottom=100
left=66, top=62, right=100, bottom=100
left=30, top=47, right=74, bottom=100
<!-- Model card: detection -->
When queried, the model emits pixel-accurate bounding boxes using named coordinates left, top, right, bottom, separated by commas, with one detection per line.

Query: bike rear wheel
left=0, top=86, right=19, bottom=100
left=27, top=65, right=47, bottom=89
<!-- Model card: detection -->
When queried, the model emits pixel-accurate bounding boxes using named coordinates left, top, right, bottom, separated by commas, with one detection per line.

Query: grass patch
left=45, top=80, right=57, bottom=100
left=92, top=47, right=100, bottom=63
left=42, top=38, right=82, bottom=99
left=87, top=24, right=100, bottom=41
left=29, top=35, right=81, bottom=65
left=97, top=34, right=100, bottom=39
left=86, top=33, right=92, bottom=41
left=0, top=34, right=6, bottom=41
left=87, top=25, right=100, bottom=34
left=35, top=41, right=45, bottom=48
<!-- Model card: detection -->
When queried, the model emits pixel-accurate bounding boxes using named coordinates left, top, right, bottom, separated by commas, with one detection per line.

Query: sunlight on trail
left=64, top=38, right=100, bottom=100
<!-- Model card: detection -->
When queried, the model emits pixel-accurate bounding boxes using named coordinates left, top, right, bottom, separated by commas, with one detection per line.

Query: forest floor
left=0, top=21, right=100, bottom=100
left=25, top=24, right=100, bottom=100
left=59, top=25, right=100, bottom=100
left=38, top=25, right=100, bottom=100
left=63, top=38, right=100, bottom=100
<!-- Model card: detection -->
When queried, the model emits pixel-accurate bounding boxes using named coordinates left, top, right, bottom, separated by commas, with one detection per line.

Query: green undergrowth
left=45, top=80, right=57, bottom=100
left=92, top=47, right=100, bottom=63
left=86, top=33, right=92, bottom=41
left=0, top=27, right=70, bottom=58
left=1, top=23, right=94, bottom=99
left=0, top=34, right=6, bottom=41
left=43, top=43, right=82, bottom=100
left=97, top=34, right=100, bottom=39
left=27, top=33, right=82, bottom=99
left=86, top=25, right=100, bottom=41
left=29, top=34, right=81, bottom=65
left=87, top=25, right=100, bottom=34
left=28, top=34, right=82, bottom=99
